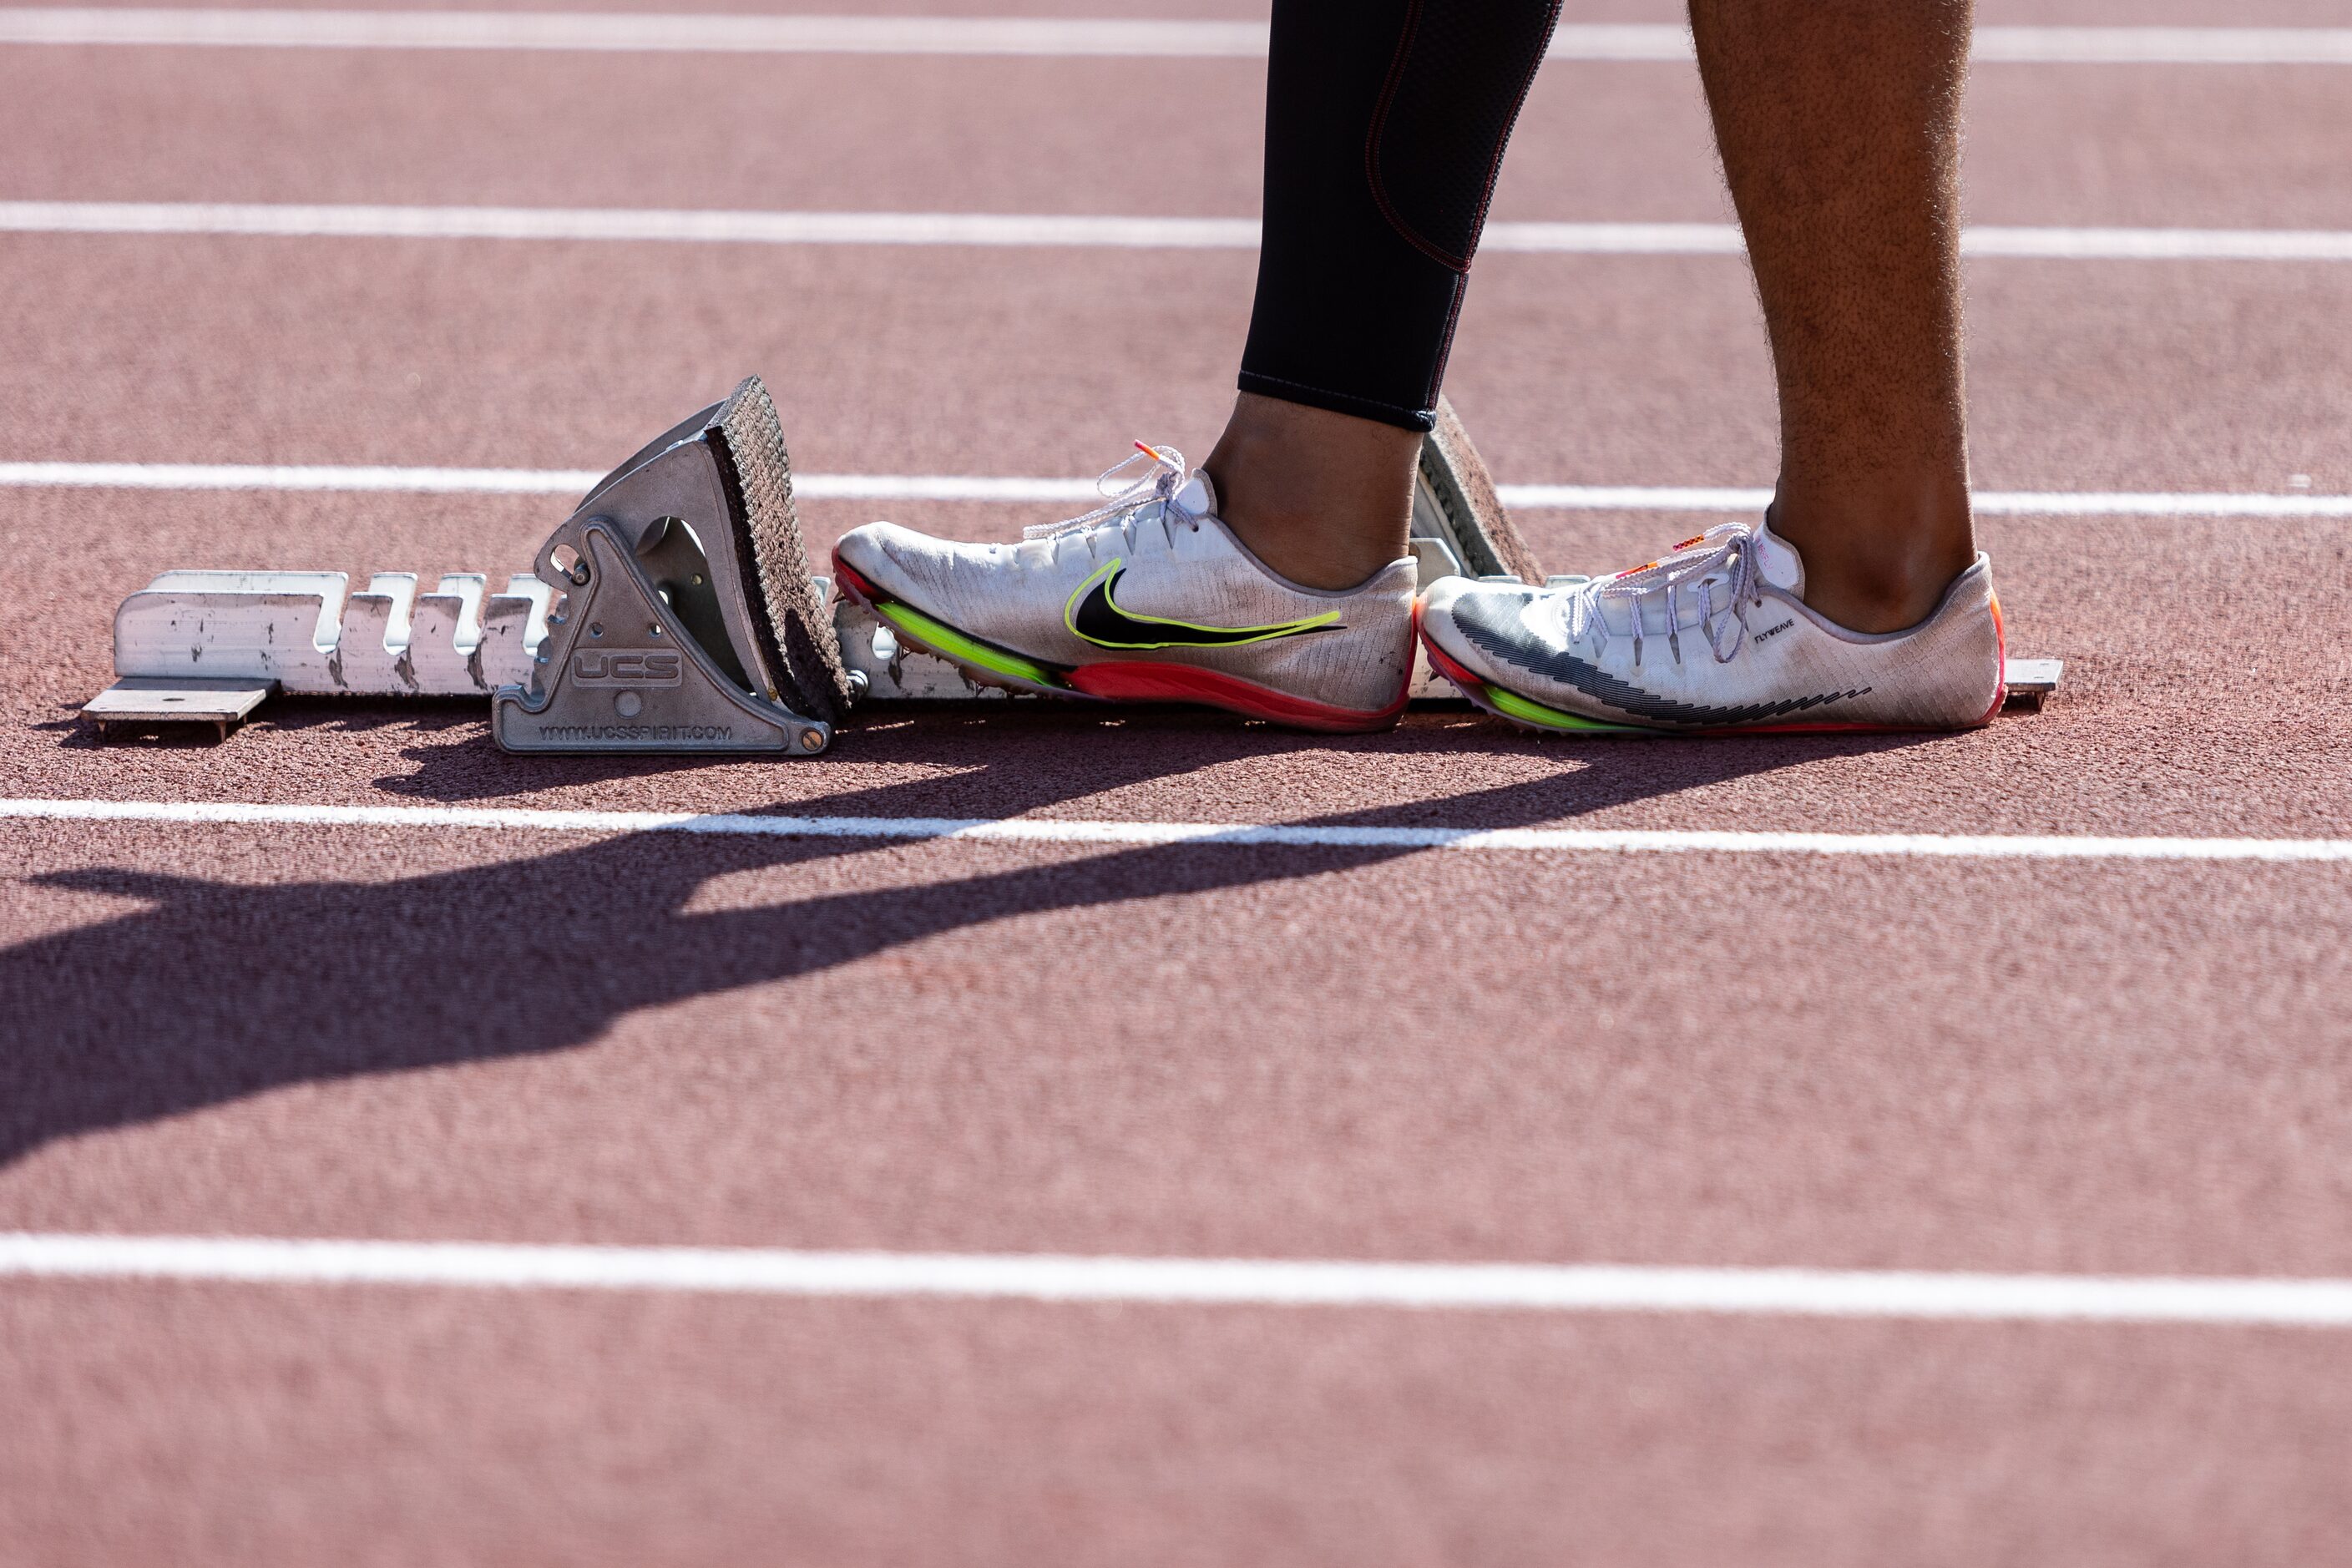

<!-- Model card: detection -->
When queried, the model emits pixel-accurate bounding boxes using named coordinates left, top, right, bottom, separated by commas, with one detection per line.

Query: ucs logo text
left=570, top=650, right=685, bottom=687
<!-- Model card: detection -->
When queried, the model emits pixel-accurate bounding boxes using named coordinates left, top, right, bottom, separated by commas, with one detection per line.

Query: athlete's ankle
left=1203, top=392, right=1418, bottom=591
left=1768, top=473, right=1976, bottom=633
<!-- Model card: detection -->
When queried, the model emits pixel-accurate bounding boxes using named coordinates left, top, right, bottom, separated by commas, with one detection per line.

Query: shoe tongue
left=1753, top=516, right=1805, bottom=594
left=1173, top=471, right=1216, bottom=519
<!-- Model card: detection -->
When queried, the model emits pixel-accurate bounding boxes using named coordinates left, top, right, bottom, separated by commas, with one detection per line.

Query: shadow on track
left=1, top=715, right=1936, bottom=1166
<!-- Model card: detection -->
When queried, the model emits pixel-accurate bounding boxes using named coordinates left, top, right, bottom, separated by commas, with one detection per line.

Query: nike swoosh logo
left=1453, top=591, right=1867, bottom=726
left=1065, top=560, right=1339, bottom=650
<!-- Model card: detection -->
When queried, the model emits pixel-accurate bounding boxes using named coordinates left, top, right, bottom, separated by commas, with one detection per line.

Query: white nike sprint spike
left=1417, top=518, right=2006, bottom=734
left=832, top=444, right=1419, bottom=731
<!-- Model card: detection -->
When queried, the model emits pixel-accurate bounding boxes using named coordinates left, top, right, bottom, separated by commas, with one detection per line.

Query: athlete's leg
left=1201, top=396, right=1422, bottom=591
left=830, top=2, right=1557, bottom=727
left=830, top=0, right=1569, bottom=730
left=1417, top=0, right=1999, bottom=734
left=1691, top=0, right=1977, bottom=632
left=1207, top=0, right=1563, bottom=589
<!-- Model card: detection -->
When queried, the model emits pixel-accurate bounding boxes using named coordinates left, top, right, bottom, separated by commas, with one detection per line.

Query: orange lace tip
left=1134, top=440, right=1159, bottom=458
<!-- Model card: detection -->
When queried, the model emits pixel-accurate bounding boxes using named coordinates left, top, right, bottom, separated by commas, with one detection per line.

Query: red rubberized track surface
left=5, top=3, right=2352, bottom=1561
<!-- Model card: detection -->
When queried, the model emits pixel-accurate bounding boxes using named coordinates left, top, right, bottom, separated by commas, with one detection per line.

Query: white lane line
left=7, top=798, right=2350, bottom=864
left=0, top=9, right=1284, bottom=54
left=8, top=202, right=2352, bottom=261
left=4, top=1233, right=2349, bottom=1324
left=0, top=202, right=1268, bottom=248
left=1958, top=227, right=2352, bottom=260
left=0, top=461, right=1104, bottom=503
left=1500, top=486, right=2352, bottom=519
left=7, top=462, right=2349, bottom=518
left=0, top=459, right=611, bottom=495
left=2, top=11, right=2349, bottom=65
left=1971, top=26, right=2352, bottom=64
left=1495, top=223, right=2352, bottom=262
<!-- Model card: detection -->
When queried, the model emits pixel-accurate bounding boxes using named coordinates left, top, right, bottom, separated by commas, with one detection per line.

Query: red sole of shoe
left=1065, top=660, right=1408, bottom=734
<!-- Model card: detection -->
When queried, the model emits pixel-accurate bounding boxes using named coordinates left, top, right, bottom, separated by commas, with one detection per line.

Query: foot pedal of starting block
left=491, top=380, right=848, bottom=756
left=1406, top=395, right=1547, bottom=699
left=1410, top=395, right=1542, bottom=589
left=493, top=519, right=832, bottom=755
left=89, top=378, right=850, bottom=754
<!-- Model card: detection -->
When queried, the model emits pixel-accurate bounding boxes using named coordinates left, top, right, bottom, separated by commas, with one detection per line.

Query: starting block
left=84, top=377, right=2061, bottom=747
left=98, top=380, right=851, bottom=753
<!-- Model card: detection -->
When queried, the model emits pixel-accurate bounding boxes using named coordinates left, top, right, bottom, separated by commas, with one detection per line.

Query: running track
left=3, top=1, right=2350, bottom=1561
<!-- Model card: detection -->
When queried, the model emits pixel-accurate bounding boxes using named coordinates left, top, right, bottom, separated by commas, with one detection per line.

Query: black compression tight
left=1238, top=0, right=1563, bottom=432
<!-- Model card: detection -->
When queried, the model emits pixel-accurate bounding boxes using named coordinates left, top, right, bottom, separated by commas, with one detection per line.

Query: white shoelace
left=1023, top=443, right=1198, bottom=541
left=1566, top=521, right=1769, bottom=668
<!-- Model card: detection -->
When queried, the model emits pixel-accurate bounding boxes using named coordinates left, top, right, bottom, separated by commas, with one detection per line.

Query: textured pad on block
left=1422, top=395, right=1544, bottom=584
left=709, top=376, right=857, bottom=726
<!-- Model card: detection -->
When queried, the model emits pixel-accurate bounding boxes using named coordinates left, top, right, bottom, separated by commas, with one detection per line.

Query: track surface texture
left=4, top=2, right=2351, bottom=1563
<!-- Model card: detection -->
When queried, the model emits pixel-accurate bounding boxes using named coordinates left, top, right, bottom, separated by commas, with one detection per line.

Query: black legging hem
left=1236, top=369, right=1436, bottom=433
left=1238, top=0, right=1560, bottom=431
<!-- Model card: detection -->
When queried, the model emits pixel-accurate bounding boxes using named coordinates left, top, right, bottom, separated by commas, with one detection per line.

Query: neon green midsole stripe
left=874, top=600, right=1066, bottom=690
left=1485, top=683, right=1655, bottom=735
